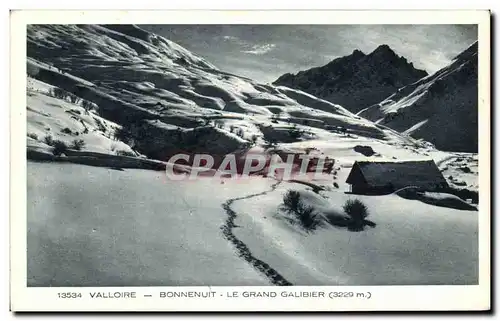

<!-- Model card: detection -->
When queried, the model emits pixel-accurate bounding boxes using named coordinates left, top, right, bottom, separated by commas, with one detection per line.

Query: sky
left=142, top=25, right=477, bottom=84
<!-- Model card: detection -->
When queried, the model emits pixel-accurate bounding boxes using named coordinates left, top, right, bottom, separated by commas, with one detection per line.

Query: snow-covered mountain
left=26, top=24, right=417, bottom=160
left=358, top=42, right=478, bottom=152
left=273, top=45, right=428, bottom=113
left=26, top=25, right=478, bottom=287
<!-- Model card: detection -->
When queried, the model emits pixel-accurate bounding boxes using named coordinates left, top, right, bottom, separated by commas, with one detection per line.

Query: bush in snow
left=295, top=205, right=319, bottom=231
left=250, top=134, right=258, bottom=145
left=70, top=139, right=85, bottom=150
left=52, top=140, right=68, bottom=156
left=44, top=135, right=54, bottom=146
left=333, top=182, right=339, bottom=189
left=282, top=190, right=320, bottom=232
left=353, top=145, right=375, bottom=157
left=283, top=190, right=301, bottom=213
left=343, top=199, right=369, bottom=231
left=61, top=127, right=72, bottom=135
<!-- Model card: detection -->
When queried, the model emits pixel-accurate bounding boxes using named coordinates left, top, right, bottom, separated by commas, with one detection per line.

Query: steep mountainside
left=26, top=24, right=416, bottom=161
left=273, top=45, right=428, bottom=113
left=358, top=42, right=478, bottom=152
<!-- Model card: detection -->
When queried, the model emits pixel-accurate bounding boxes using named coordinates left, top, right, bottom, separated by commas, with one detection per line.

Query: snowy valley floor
left=27, top=161, right=478, bottom=286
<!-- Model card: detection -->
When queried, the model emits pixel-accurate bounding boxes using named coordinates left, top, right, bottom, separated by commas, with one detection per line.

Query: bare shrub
left=52, top=140, right=68, bottom=156
left=295, top=205, right=320, bottom=231
left=343, top=199, right=369, bottom=221
left=61, top=127, right=72, bottom=135
left=282, top=190, right=320, bottom=232
left=44, top=135, right=54, bottom=146
left=343, top=199, right=369, bottom=231
left=283, top=190, right=301, bottom=213
left=70, top=139, right=85, bottom=150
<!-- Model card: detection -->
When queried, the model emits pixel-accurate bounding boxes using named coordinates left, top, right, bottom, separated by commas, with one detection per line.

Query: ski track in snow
left=221, top=180, right=293, bottom=286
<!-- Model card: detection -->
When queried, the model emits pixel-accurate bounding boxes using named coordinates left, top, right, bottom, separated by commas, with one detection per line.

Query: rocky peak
left=352, top=49, right=365, bottom=57
left=272, top=43, right=428, bottom=113
left=368, top=44, right=401, bottom=62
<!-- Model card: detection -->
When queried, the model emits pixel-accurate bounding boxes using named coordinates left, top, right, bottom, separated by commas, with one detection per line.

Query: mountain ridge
left=273, top=44, right=428, bottom=113
left=358, top=41, right=478, bottom=152
left=27, top=24, right=422, bottom=162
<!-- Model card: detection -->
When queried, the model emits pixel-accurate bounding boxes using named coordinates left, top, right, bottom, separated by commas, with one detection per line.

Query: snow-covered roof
left=346, top=160, right=448, bottom=188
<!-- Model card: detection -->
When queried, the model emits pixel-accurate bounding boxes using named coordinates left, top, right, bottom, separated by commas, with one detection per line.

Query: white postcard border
left=10, top=9, right=491, bottom=312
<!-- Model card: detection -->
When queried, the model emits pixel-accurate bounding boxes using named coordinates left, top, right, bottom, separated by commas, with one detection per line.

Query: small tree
left=52, top=140, right=68, bottom=156
left=44, top=135, right=54, bottom=146
left=343, top=199, right=368, bottom=221
left=70, top=139, right=85, bottom=150
left=282, top=190, right=320, bottom=232
left=297, top=205, right=319, bottom=231
left=283, top=190, right=301, bottom=213
left=343, top=199, right=369, bottom=231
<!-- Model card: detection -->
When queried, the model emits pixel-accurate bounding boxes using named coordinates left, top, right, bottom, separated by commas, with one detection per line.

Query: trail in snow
left=221, top=180, right=293, bottom=286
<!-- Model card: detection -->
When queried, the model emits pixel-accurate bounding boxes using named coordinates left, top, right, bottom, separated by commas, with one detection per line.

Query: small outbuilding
left=346, top=160, right=449, bottom=194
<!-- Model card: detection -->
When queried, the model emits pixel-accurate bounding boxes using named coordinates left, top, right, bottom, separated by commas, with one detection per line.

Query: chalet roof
left=346, top=160, right=448, bottom=188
